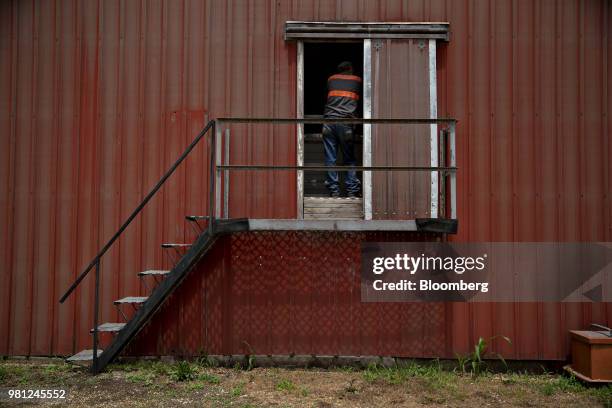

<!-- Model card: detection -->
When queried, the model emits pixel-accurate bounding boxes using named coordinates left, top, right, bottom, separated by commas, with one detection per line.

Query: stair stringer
left=92, top=218, right=249, bottom=373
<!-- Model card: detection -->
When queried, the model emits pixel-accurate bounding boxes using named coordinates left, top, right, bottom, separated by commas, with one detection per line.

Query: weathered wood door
left=369, top=39, right=436, bottom=220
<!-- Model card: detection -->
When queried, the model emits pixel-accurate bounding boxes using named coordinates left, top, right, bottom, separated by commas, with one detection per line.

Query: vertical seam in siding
left=91, top=0, right=103, bottom=351
left=116, top=0, right=126, bottom=315
left=6, top=0, right=18, bottom=356
left=466, top=0, right=473, bottom=242
left=579, top=0, right=585, bottom=244
left=137, top=0, right=147, bottom=298
left=27, top=0, right=40, bottom=357
left=488, top=1, right=494, bottom=241
left=555, top=0, right=565, bottom=350
left=604, top=0, right=610, bottom=243
left=534, top=0, right=542, bottom=359
left=579, top=0, right=587, bottom=325
left=49, top=0, right=61, bottom=355
left=160, top=0, right=167, bottom=272
left=487, top=0, right=495, bottom=353
left=510, top=0, right=518, bottom=356
left=69, top=0, right=83, bottom=355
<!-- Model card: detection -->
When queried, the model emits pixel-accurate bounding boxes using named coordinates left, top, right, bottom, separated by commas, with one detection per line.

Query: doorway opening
left=303, top=42, right=364, bottom=199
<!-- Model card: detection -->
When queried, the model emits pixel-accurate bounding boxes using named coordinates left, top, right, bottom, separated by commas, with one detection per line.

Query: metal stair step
left=161, top=243, right=192, bottom=248
left=186, top=215, right=210, bottom=222
left=113, top=296, right=148, bottom=305
left=137, top=270, right=170, bottom=277
left=90, top=323, right=126, bottom=333
left=67, top=349, right=103, bottom=362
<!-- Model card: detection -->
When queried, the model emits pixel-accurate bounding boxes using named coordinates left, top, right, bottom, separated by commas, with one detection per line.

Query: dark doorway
left=303, top=42, right=363, bottom=197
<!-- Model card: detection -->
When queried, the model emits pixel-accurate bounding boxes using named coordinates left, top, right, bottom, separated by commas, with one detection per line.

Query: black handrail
left=216, top=117, right=457, bottom=124
left=59, top=119, right=216, bottom=304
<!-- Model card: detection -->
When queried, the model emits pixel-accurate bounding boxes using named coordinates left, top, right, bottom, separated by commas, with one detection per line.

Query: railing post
left=224, top=128, right=230, bottom=219
left=363, top=40, right=373, bottom=220
left=428, top=39, right=439, bottom=219
left=215, top=122, right=222, bottom=219
left=449, top=122, right=457, bottom=220
left=91, top=258, right=100, bottom=374
left=439, top=128, right=446, bottom=218
left=209, top=121, right=217, bottom=235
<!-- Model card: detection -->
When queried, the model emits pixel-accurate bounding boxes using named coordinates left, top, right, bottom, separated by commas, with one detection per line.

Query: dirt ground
left=0, top=358, right=610, bottom=407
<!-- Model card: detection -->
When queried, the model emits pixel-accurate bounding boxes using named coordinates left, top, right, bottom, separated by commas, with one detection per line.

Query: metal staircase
left=60, top=116, right=457, bottom=374
left=59, top=120, right=246, bottom=374
left=66, top=218, right=247, bottom=373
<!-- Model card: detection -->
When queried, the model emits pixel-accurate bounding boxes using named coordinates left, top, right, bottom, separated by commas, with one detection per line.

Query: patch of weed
left=145, top=361, right=170, bottom=376
left=187, top=382, right=205, bottom=391
left=126, top=371, right=156, bottom=386
left=171, top=361, right=197, bottom=382
left=232, top=382, right=245, bottom=397
left=363, top=360, right=446, bottom=385
left=198, top=372, right=220, bottom=384
left=536, top=375, right=584, bottom=396
left=456, top=336, right=512, bottom=376
left=276, top=378, right=295, bottom=392
left=4, top=365, right=32, bottom=385
left=590, top=385, right=612, bottom=408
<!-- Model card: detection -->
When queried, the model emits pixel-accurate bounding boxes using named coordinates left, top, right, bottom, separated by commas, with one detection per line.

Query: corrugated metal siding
left=127, top=232, right=450, bottom=358
left=0, top=0, right=610, bottom=359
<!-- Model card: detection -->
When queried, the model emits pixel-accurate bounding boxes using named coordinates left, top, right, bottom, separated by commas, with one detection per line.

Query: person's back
left=321, top=61, right=362, bottom=198
left=324, top=62, right=361, bottom=118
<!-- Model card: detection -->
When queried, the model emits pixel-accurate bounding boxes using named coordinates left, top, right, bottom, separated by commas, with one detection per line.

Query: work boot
left=330, top=191, right=341, bottom=198
left=347, top=191, right=361, bottom=198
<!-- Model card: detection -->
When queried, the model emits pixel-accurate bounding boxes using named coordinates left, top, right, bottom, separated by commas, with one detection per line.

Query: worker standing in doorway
left=323, top=61, right=362, bottom=198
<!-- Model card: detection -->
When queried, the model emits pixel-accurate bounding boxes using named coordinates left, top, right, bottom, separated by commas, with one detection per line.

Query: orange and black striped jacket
left=324, top=73, right=362, bottom=118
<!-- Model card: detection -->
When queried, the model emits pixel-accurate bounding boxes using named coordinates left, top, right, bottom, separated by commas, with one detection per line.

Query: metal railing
left=214, top=117, right=457, bottom=220
left=59, top=119, right=218, bottom=373
left=58, top=116, right=457, bottom=372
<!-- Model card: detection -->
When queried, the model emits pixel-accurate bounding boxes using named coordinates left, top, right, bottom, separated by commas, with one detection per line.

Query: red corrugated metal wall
left=1, top=0, right=611, bottom=359
left=127, top=232, right=451, bottom=358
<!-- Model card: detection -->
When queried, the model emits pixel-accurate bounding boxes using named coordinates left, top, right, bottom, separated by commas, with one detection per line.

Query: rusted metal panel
left=0, top=0, right=610, bottom=361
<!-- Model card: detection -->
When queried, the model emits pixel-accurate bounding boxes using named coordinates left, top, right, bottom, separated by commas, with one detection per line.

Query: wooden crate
left=568, top=330, right=612, bottom=382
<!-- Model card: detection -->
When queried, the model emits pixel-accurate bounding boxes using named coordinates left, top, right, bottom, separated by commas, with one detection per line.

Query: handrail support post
left=91, top=258, right=100, bottom=374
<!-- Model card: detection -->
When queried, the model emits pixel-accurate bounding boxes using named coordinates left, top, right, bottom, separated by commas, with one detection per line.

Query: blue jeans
left=322, top=124, right=361, bottom=195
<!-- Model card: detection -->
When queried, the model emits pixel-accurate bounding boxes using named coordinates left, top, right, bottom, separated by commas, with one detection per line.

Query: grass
left=538, top=375, right=584, bottom=395
left=231, top=382, right=245, bottom=397
left=276, top=378, right=296, bottom=392
left=0, top=359, right=609, bottom=407
left=534, top=375, right=612, bottom=407
left=363, top=360, right=450, bottom=385
left=126, top=371, right=156, bottom=386
left=198, top=372, right=221, bottom=384
left=187, top=382, right=205, bottom=391
left=360, top=362, right=612, bottom=406
left=592, top=386, right=612, bottom=408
